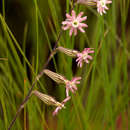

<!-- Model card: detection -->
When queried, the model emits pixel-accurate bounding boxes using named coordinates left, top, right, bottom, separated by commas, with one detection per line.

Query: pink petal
left=66, top=88, right=69, bottom=97
left=72, top=77, right=81, bottom=81
left=71, top=10, right=76, bottom=19
left=104, top=6, right=109, bottom=10
left=53, top=107, right=61, bottom=116
left=69, top=27, right=74, bottom=36
left=62, top=25, right=70, bottom=30
left=88, top=50, right=94, bottom=53
left=62, top=96, right=71, bottom=104
left=87, top=55, right=93, bottom=60
left=66, top=13, right=72, bottom=19
left=79, top=62, right=82, bottom=67
left=77, top=61, right=82, bottom=67
left=74, top=28, right=77, bottom=36
left=77, top=12, right=84, bottom=19
left=72, top=85, right=78, bottom=90
left=79, top=16, right=87, bottom=22
left=75, top=81, right=80, bottom=84
left=76, top=57, right=82, bottom=62
left=69, top=87, right=75, bottom=93
left=103, top=10, right=106, bottom=14
left=106, top=1, right=112, bottom=4
left=84, top=59, right=89, bottom=63
left=62, top=21, right=68, bottom=25
left=79, top=23, right=88, bottom=28
left=78, top=27, right=85, bottom=33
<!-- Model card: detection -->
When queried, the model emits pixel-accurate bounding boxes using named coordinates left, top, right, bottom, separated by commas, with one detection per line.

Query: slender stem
left=8, top=1, right=74, bottom=129
left=8, top=30, right=62, bottom=130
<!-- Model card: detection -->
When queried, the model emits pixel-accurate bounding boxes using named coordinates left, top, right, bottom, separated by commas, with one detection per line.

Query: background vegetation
left=0, top=0, right=130, bottom=129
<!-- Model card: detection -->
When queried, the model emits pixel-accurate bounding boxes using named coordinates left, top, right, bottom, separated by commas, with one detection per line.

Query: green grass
left=0, top=0, right=130, bottom=130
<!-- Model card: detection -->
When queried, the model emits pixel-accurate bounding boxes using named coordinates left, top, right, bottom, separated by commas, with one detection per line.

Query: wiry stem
left=8, top=1, right=74, bottom=129
left=8, top=30, right=62, bottom=130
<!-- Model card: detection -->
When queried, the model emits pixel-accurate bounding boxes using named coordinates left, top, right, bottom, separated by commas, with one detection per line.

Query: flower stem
left=8, top=1, right=75, bottom=129
left=8, top=30, right=62, bottom=130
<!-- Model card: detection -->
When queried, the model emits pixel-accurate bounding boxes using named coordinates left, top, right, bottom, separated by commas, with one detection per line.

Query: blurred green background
left=0, top=0, right=130, bottom=130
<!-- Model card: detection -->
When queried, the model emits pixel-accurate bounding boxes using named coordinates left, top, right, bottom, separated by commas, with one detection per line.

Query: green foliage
left=0, top=0, right=130, bottom=129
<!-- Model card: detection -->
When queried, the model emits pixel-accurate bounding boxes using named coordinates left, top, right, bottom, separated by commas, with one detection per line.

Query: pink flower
left=53, top=96, right=71, bottom=116
left=76, top=48, right=94, bottom=67
left=65, top=77, right=81, bottom=97
left=62, top=10, right=88, bottom=36
left=96, top=0, right=112, bottom=15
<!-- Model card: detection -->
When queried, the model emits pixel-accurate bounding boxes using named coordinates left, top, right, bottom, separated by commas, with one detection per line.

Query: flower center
left=99, top=0, right=106, bottom=7
left=67, top=81, right=75, bottom=88
left=68, top=82, right=73, bottom=88
left=61, top=104, right=65, bottom=108
left=82, top=53, right=88, bottom=60
left=72, top=19, right=79, bottom=28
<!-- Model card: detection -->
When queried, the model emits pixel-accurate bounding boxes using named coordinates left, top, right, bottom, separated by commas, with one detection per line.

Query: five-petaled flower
left=96, top=0, right=112, bottom=15
left=53, top=96, right=71, bottom=116
left=76, top=48, right=94, bottom=68
left=62, top=10, right=88, bottom=36
left=64, top=77, right=81, bottom=97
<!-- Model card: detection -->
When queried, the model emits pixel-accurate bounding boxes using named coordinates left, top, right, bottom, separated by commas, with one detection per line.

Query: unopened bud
left=57, top=46, right=78, bottom=57
left=76, top=0, right=96, bottom=6
left=43, top=69, right=66, bottom=84
left=32, top=90, right=63, bottom=107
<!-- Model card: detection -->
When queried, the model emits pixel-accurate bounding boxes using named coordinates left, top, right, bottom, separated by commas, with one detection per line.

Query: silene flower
left=64, top=77, right=81, bottom=97
left=43, top=69, right=81, bottom=97
left=62, top=10, right=88, bottom=36
left=96, top=0, right=112, bottom=15
left=57, top=46, right=94, bottom=68
left=76, top=48, right=94, bottom=67
left=32, top=90, right=71, bottom=116
left=53, top=96, right=71, bottom=116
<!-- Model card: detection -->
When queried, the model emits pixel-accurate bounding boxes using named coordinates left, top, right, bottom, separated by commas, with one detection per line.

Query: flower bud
left=32, top=90, right=63, bottom=107
left=76, top=0, right=96, bottom=6
left=43, top=69, right=66, bottom=84
left=43, top=69, right=81, bottom=97
left=57, top=46, right=78, bottom=57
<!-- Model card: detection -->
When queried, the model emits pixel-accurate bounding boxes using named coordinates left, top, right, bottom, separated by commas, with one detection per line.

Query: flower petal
left=69, top=27, right=74, bottom=36
left=78, top=27, right=85, bottom=33
left=71, top=10, right=76, bottom=19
